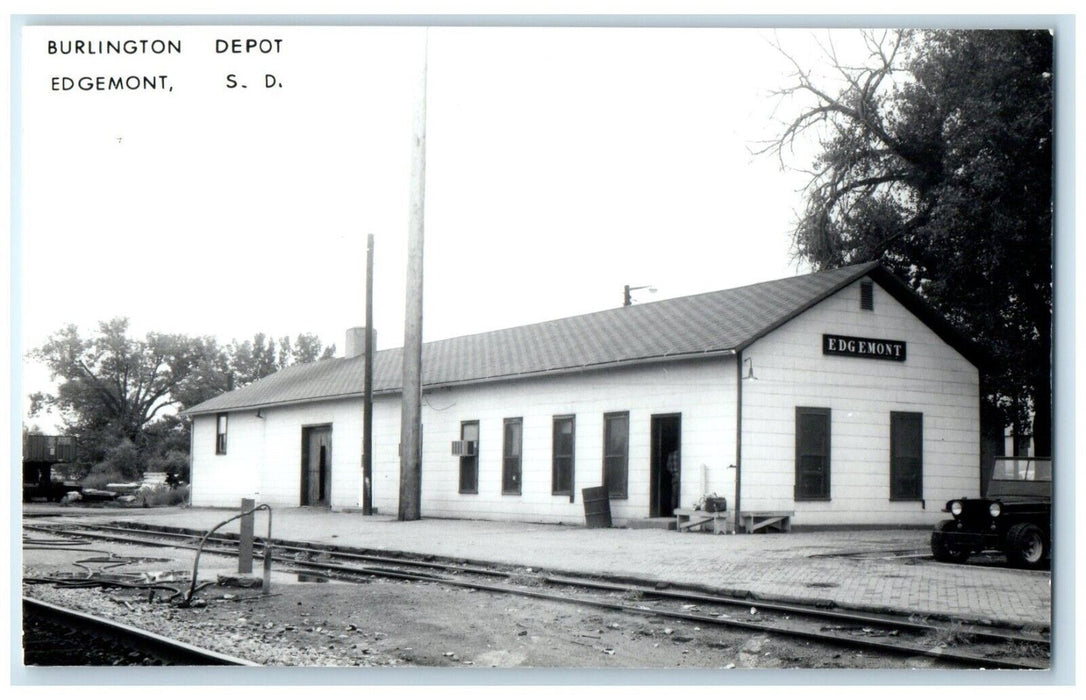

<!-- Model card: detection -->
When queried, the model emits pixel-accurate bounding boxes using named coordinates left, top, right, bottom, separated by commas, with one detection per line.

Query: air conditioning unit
left=451, top=440, right=477, bottom=457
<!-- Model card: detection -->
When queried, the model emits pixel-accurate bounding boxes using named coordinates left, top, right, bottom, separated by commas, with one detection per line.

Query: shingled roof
left=183, top=262, right=978, bottom=416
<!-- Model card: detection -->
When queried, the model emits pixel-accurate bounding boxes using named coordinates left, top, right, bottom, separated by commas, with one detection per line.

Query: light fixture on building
left=256, top=409, right=265, bottom=419
left=623, top=284, right=657, bottom=307
left=743, top=358, right=758, bottom=381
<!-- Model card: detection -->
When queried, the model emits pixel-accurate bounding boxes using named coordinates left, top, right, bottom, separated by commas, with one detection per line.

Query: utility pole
left=362, top=233, right=374, bottom=515
left=399, top=30, right=428, bottom=521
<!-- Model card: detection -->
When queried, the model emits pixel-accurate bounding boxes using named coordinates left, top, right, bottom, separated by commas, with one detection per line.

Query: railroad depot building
left=183, top=262, right=982, bottom=529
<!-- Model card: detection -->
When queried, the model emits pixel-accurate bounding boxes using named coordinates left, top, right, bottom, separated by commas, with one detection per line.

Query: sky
left=16, top=24, right=883, bottom=429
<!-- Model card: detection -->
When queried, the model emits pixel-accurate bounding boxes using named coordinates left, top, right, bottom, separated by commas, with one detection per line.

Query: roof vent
left=345, top=327, right=376, bottom=358
left=860, top=281, right=874, bottom=311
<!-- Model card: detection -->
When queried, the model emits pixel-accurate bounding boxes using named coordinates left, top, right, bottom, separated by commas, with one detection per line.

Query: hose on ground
left=181, top=504, right=272, bottom=607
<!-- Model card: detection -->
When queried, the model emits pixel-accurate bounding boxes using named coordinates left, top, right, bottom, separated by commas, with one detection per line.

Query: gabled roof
left=183, top=262, right=980, bottom=416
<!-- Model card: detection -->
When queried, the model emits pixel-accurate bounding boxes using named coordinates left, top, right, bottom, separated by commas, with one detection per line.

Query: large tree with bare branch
left=763, top=29, right=1053, bottom=456
left=29, top=319, right=205, bottom=472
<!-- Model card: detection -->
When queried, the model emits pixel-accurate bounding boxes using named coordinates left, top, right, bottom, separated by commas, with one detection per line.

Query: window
left=502, top=418, right=523, bottom=495
left=215, top=413, right=228, bottom=455
left=459, top=421, right=479, bottom=494
left=890, top=412, right=923, bottom=500
left=860, top=280, right=874, bottom=310
left=795, top=407, right=830, bottom=500
left=552, top=415, right=575, bottom=500
left=603, top=412, right=629, bottom=499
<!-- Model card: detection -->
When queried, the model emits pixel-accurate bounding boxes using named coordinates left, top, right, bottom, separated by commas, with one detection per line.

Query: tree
left=30, top=320, right=338, bottom=475
left=29, top=318, right=205, bottom=464
left=173, top=332, right=336, bottom=410
left=762, top=29, right=1052, bottom=455
left=293, top=333, right=336, bottom=364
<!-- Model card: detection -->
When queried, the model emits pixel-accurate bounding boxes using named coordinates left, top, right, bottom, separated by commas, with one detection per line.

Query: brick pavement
left=26, top=505, right=1051, bottom=628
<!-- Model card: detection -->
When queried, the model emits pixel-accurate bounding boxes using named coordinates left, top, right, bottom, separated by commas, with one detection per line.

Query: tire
left=1006, top=522, right=1048, bottom=569
left=931, top=520, right=971, bottom=564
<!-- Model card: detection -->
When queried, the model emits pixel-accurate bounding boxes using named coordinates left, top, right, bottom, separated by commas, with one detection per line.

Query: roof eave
left=181, top=347, right=739, bottom=417
left=735, top=261, right=880, bottom=354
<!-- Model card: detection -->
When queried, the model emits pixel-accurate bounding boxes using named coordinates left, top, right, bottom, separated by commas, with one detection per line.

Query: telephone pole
left=362, top=233, right=374, bottom=515
left=399, top=30, right=428, bottom=521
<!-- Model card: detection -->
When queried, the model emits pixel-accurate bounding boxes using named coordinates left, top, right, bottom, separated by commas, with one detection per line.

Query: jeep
left=930, top=457, right=1051, bottom=569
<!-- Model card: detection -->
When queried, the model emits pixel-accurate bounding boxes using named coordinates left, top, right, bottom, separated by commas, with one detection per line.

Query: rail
left=23, top=596, right=258, bottom=666
left=26, top=520, right=1049, bottom=670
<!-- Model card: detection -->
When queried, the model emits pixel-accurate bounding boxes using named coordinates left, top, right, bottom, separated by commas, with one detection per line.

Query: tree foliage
left=763, top=29, right=1053, bottom=454
left=29, top=319, right=336, bottom=476
left=29, top=319, right=204, bottom=463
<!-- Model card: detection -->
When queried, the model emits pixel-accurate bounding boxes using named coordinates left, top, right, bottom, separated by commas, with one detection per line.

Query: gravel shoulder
left=22, top=540, right=942, bottom=670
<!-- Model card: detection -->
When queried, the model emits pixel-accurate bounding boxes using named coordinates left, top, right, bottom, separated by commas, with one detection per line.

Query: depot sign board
left=822, top=334, right=906, bottom=362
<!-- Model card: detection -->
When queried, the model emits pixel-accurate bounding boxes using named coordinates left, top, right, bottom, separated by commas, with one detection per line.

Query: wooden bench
left=739, top=511, right=794, bottom=534
left=674, top=507, right=732, bottom=535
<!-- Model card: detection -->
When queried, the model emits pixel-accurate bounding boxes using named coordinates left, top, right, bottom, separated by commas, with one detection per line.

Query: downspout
left=187, top=417, right=195, bottom=507
left=735, top=350, right=743, bottom=533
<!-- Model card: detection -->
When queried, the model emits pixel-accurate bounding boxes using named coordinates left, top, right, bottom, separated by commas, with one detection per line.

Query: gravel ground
left=22, top=539, right=954, bottom=670
left=26, top=575, right=947, bottom=670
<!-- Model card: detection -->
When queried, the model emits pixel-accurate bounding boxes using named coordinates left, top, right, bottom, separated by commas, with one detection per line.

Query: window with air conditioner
left=458, top=421, right=479, bottom=494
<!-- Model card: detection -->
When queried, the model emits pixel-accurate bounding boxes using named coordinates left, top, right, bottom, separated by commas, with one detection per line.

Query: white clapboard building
left=183, top=262, right=982, bottom=529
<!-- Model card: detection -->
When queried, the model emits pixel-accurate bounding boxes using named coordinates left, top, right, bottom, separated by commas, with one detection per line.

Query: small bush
left=145, top=449, right=190, bottom=483
left=100, top=438, right=141, bottom=481
left=81, top=465, right=130, bottom=490
left=139, top=484, right=190, bottom=507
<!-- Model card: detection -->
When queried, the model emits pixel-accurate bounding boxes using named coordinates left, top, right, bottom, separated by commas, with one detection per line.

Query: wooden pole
left=362, top=234, right=374, bottom=515
left=399, top=30, right=427, bottom=521
left=238, top=498, right=254, bottom=574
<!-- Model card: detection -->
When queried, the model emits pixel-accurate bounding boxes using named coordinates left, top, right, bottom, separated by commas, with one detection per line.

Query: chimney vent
left=345, top=327, right=376, bottom=359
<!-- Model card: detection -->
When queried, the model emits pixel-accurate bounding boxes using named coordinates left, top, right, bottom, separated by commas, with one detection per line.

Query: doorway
left=650, top=414, right=681, bottom=517
left=301, top=425, right=333, bottom=507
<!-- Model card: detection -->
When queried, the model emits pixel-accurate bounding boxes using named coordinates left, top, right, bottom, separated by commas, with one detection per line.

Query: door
left=301, top=425, right=333, bottom=507
left=650, top=414, right=681, bottom=517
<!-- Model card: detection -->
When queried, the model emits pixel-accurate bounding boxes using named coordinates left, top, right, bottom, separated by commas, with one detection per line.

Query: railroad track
left=23, top=520, right=1050, bottom=670
left=22, top=597, right=257, bottom=666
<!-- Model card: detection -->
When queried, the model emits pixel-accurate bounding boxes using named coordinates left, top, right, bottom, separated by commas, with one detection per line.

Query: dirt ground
left=22, top=538, right=941, bottom=670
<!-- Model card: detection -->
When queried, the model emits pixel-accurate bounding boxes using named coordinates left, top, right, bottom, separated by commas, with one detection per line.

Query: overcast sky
left=18, top=24, right=881, bottom=428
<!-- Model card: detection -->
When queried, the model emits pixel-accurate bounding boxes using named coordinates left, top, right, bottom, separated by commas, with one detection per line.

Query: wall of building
left=190, top=411, right=265, bottom=507
left=190, top=399, right=376, bottom=510
left=739, top=276, right=980, bottom=527
left=372, top=358, right=738, bottom=524
left=189, top=277, right=979, bottom=528
left=190, top=357, right=739, bottom=524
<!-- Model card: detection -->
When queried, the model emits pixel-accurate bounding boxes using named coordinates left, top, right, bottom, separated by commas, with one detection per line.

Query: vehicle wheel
left=931, top=520, right=971, bottom=563
left=1006, top=523, right=1048, bottom=569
